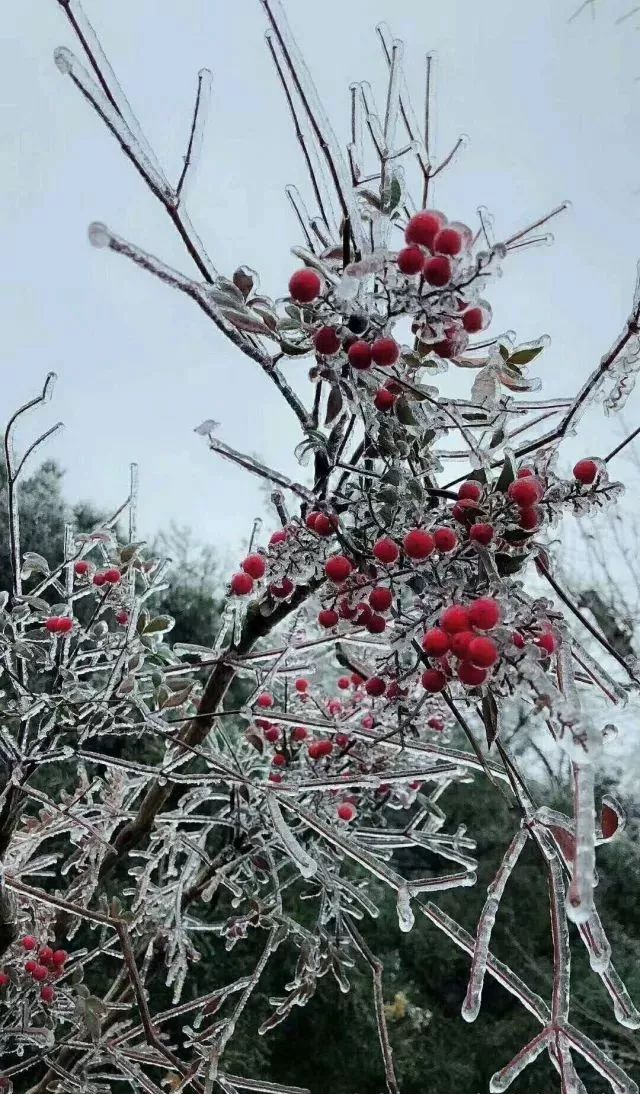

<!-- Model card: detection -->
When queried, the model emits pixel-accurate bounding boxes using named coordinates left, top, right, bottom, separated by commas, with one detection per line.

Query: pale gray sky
left=3, top=0, right=640, bottom=561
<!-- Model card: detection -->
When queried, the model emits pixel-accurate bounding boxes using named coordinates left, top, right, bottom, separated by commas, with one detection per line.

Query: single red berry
left=452, top=499, right=479, bottom=524
left=242, top=554, right=266, bottom=580
left=74, top=560, right=89, bottom=576
left=440, top=605, right=470, bottom=634
left=421, top=668, right=447, bottom=693
left=270, top=529, right=288, bottom=545
left=337, top=802, right=357, bottom=822
left=325, top=555, right=353, bottom=584
left=307, top=741, right=323, bottom=760
left=434, top=226, right=462, bottom=255
left=428, top=716, right=444, bottom=731
left=270, top=577, right=295, bottom=598
left=45, top=617, right=61, bottom=634
left=450, top=630, right=475, bottom=659
left=371, top=337, right=399, bottom=367
left=517, top=467, right=535, bottom=478
left=373, top=387, right=396, bottom=412
left=314, top=513, right=337, bottom=537
left=305, top=510, right=321, bottom=530
left=292, top=726, right=307, bottom=742
left=458, top=662, right=487, bottom=687
left=405, top=210, right=443, bottom=247
left=424, top=255, right=452, bottom=287
left=397, top=245, right=425, bottom=275
left=348, top=340, right=373, bottom=370
left=264, top=725, right=281, bottom=743
left=313, top=326, right=341, bottom=356
left=272, top=753, right=287, bottom=768
left=512, top=631, right=526, bottom=649
left=38, top=946, right=54, bottom=965
left=337, top=676, right=350, bottom=690
left=403, top=529, right=435, bottom=560
left=536, top=631, right=557, bottom=654
left=351, top=673, right=364, bottom=686
left=289, top=267, right=322, bottom=303
left=433, top=527, right=458, bottom=553
left=366, top=613, right=386, bottom=634
left=369, top=586, right=393, bottom=613
left=365, top=676, right=386, bottom=697
left=295, top=678, right=309, bottom=693
left=32, top=965, right=48, bottom=982
left=467, top=636, right=499, bottom=668
left=573, top=458, right=598, bottom=485
left=22, top=936, right=37, bottom=951
left=518, top=506, right=540, bottom=531
left=470, top=523, right=494, bottom=546
left=52, top=949, right=68, bottom=967
left=422, top=628, right=450, bottom=657
left=508, top=478, right=542, bottom=507
left=257, top=693, right=273, bottom=709
left=467, top=597, right=501, bottom=630
left=373, top=537, right=400, bottom=565
left=458, top=480, right=483, bottom=502
left=93, top=571, right=107, bottom=586
left=116, top=610, right=129, bottom=625
left=356, top=603, right=372, bottom=625
left=269, top=772, right=283, bottom=783
left=462, top=307, right=485, bottom=334
left=103, top=568, right=121, bottom=585
left=338, top=597, right=358, bottom=620
left=335, top=733, right=350, bottom=749
left=40, top=985, right=55, bottom=1004
left=0, top=972, right=9, bottom=987
left=25, top=960, right=38, bottom=975
left=56, top=617, right=73, bottom=634
left=318, top=609, right=339, bottom=629
left=231, top=572, right=253, bottom=596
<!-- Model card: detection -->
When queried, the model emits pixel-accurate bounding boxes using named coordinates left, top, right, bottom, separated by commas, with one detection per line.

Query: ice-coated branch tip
left=88, top=221, right=111, bottom=248
left=53, top=45, right=73, bottom=75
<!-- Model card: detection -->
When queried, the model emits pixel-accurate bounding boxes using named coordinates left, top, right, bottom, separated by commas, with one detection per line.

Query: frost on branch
left=2, top=0, right=639, bottom=1091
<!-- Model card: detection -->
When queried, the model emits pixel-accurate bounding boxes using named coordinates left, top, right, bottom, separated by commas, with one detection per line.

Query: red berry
left=313, top=326, right=341, bottom=356
left=366, top=614, right=386, bottom=634
left=373, top=537, right=399, bottom=565
left=231, top=572, right=253, bottom=596
left=338, top=597, right=358, bottom=620
left=517, top=467, right=535, bottom=478
left=116, top=610, right=129, bottom=625
left=518, top=506, right=540, bottom=531
left=424, top=255, right=452, bottom=287
left=104, top=568, right=121, bottom=585
left=257, top=693, right=273, bottom=709
left=536, top=631, right=557, bottom=654
left=422, top=628, right=450, bottom=657
left=458, top=480, right=483, bottom=502
left=74, top=560, right=89, bottom=576
left=365, top=676, right=386, bottom=697
left=337, top=676, right=350, bottom=690
left=403, top=529, right=435, bottom=560
left=405, top=210, right=443, bottom=247
left=325, top=555, right=353, bottom=584
left=40, top=985, right=55, bottom=1004
left=22, top=936, right=37, bottom=951
left=434, top=227, right=462, bottom=256
left=462, top=307, right=485, bottom=334
left=451, top=630, right=475, bottom=659
left=93, top=572, right=107, bottom=587
left=573, top=458, right=598, bottom=485
left=319, top=739, right=333, bottom=757
left=32, top=965, right=48, bottom=982
left=242, top=554, right=266, bottom=580
left=369, top=587, right=393, bottom=612
left=458, top=662, right=487, bottom=687
left=508, top=478, right=542, bottom=507
left=470, top=523, right=494, bottom=546
left=348, top=340, right=373, bottom=370
left=433, top=527, right=458, bottom=553
left=467, top=597, right=501, bottom=630
left=314, top=513, right=337, bottom=537
left=58, top=616, right=73, bottom=634
left=292, top=726, right=308, bottom=742
left=337, top=802, right=357, bottom=822
left=318, top=609, right=339, bottom=629
left=512, top=631, right=526, bottom=649
left=270, top=529, right=288, bottom=545
left=305, top=510, right=321, bottom=530
left=270, top=577, right=295, bottom=598
left=428, top=716, right=445, bottom=731
left=371, top=337, right=399, bottom=367
left=335, top=733, right=351, bottom=748
left=269, top=772, right=283, bottom=783
left=397, top=245, right=425, bottom=275
left=373, top=387, right=396, bottom=412
left=440, top=605, right=470, bottom=634
left=356, top=603, right=372, bottom=625
left=45, top=617, right=61, bottom=634
left=295, top=679, right=309, bottom=693
left=25, top=960, right=37, bottom=974
left=452, top=499, right=479, bottom=524
left=0, top=972, right=9, bottom=987
left=467, top=636, right=499, bottom=668
left=421, top=668, right=447, bottom=693
left=351, top=673, right=364, bottom=686
left=264, top=725, right=281, bottom=743
left=307, top=741, right=322, bottom=760
left=38, top=946, right=54, bottom=965
left=289, top=268, right=322, bottom=303
left=272, top=753, right=287, bottom=768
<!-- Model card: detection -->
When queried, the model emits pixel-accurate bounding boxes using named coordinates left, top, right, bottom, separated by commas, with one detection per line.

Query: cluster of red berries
left=45, top=615, right=73, bottom=635
left=397, top=209, right=471, bottom=292
left=74, top=560, right=122, bottom=586
left=231, top=552, right=267, bottom=596
left=421, top=597, right=503, bottom=692
left=11, top=935, right=68, bottom=1003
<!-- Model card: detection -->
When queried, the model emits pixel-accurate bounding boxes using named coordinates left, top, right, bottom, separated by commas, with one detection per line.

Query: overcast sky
left=3, top=0, right=640, bottom=567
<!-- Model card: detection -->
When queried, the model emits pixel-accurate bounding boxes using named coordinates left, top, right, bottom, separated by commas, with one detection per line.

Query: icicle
left=489, top=1030, right=550, bottom=1092
left=567, top=762, right=596, bottom=924
left=267, top=795, right=318, bottom=879
left=176, top=68, right=213, bottom=203
left=395, top=885, right=414, bottom=933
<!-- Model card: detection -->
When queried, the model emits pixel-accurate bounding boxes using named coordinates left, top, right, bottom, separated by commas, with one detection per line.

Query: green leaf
left=325, top=385, right=343, bottom=426
left=508, top=346, right=544, bottom=366
left=382, top=175, right=402, bottom=213
left=394, top=397, right=417, bottom=427
left=482, top=693, right=499, bottom=749
left=495, top=552, right=526, bottom=576
left=144, top=615, right=175, bottom=635
left=495, top=453, right=516, bottom=494
left=498, top=344, right=510, bottom=361
left=120, top=541, right=146, bottom=564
